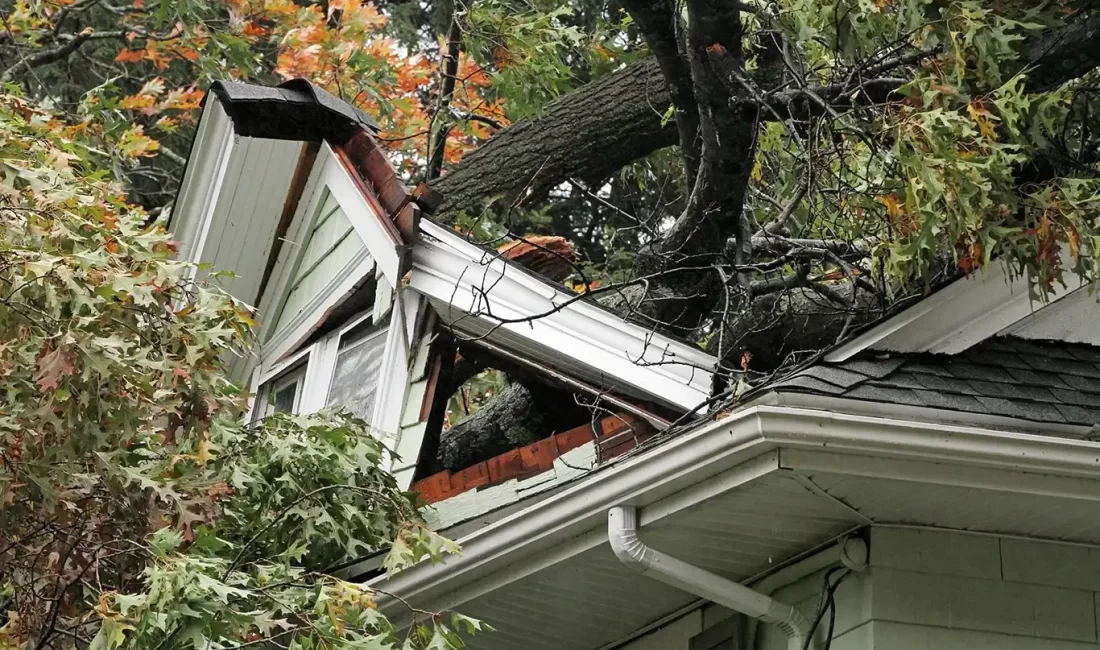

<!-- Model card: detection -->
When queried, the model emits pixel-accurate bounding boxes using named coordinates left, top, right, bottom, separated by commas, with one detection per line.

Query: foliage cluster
left=0, top=89, right=472, bottom=650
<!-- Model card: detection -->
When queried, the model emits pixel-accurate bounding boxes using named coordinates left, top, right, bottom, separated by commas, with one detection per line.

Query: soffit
left=446, top=472, right=858, bottom=650
left=376, top=406, right=1100, bottom=650
left=410, top=454, right=1100, bottom=650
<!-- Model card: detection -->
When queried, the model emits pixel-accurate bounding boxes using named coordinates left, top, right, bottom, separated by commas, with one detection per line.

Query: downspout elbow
left=608, top=507, right=811, bottom=650
left=608, top=504, right=657, bottom=571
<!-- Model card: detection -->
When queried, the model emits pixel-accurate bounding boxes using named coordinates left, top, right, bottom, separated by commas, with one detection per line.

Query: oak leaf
left=34, top=346, right=77, bottom=393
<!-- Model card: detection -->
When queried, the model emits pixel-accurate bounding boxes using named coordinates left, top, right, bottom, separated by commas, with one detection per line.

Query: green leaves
left=89, top=619, right=135, bottom=650
left=462, top=1, right=594, bottom=118
left=0, top=90, right=476, bottom=650
left=750, top=0, right=1097, bottom=297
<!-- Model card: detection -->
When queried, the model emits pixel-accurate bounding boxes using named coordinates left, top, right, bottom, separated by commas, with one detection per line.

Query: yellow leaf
left=750, top=160, right=765, bottom=184
left=193, top=435, right=215, bottom=466
left=878, top=193, right=903, bottom=219
left=967, top=102, right=997, bottom=140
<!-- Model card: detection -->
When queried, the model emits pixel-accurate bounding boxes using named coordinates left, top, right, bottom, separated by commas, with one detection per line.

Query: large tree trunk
left=415, top=7, right=1100, bottom=470
left=423, top=5, right=1100, bottom=360
left=430, top=58, right=677, bottom=216
left=431, top=382, right=547, bottom=474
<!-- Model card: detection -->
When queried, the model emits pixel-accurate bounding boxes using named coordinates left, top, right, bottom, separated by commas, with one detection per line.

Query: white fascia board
left=408, top=221, right=716, bottom=412
left=826, top=258, right=1083, bottom=362
left=1000, top=284, right=1100, bottom=344
left=370, top=402, right=1100, bottom=616
left=171, top=99, right=236, bottom=265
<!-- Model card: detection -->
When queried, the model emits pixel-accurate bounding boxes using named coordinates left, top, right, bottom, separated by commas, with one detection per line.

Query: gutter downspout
left=608, top=507, right=811, bottom=650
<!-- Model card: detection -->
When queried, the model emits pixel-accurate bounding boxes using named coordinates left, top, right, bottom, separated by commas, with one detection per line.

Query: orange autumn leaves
left=108, top=0, right=505, bottom=175
left=265, top=0, right=504, bottom=170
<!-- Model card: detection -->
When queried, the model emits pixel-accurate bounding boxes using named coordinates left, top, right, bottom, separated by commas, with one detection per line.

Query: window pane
left=327, top=327, right=388, bottom=421
left=255, top=364, right=306, bottom=421
left=272, top=382, right=298, bottom=414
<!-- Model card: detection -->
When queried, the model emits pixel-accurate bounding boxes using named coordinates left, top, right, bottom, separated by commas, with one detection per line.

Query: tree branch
left=426, top=16, right=462, bottom=181
left=0, top=27, right=127, bottom=83
left=621, top=0, right=700, bottom=180
left=429, top=58, right=677, bottom=215
left=749, top=236, right=876, bottom=256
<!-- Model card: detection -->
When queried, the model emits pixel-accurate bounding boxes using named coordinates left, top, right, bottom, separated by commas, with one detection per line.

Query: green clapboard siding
left=274, top=190, right=368, bottom=335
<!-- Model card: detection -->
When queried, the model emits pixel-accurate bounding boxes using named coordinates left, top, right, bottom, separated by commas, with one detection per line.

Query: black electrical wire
left=823, top=578, right=840, bottom=650
left=801, top=566, right=850, bottom=650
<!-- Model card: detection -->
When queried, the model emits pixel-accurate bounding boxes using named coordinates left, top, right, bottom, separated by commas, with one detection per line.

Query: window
left=255, top=363, right=307, bottom=420
left=325, top=320, right=389, bottom=421
left=249, top=309, right=392, bottom=424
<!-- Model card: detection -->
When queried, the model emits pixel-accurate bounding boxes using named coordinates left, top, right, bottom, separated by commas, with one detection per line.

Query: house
left=174, top=80, right=1100, bottom=650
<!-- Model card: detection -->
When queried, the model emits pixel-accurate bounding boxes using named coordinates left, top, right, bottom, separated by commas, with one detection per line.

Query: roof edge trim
left=369, top=402, right=1100, bottom=616
left=826, top=254, right=1083, bottom=361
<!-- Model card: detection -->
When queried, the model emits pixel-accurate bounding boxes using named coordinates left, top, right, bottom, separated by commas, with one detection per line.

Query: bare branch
left=1, top=27, right=127, bottom=83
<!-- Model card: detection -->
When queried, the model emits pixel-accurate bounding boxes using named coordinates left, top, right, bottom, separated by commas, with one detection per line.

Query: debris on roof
left=771, top=337, right=1100, bottom=427
left=497, top=236, right=577, bottom=282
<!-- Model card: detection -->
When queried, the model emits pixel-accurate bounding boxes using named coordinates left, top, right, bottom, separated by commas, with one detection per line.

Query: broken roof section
left=207, top=79, right=379, bottom=141
left=412, top=219, right=717, bottom=413
left=170, top=78, right=720, bottom=500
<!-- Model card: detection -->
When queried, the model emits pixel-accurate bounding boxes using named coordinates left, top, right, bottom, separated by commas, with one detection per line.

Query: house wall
left=614, top=527, right=1100, bottom=650
left=389, top=311, right=435, bottom=490
left=616, top=569, right=872, bottom=650
left=275, top=192, right=368, bottom=334
left=865, top=527, right=1100, bottom=650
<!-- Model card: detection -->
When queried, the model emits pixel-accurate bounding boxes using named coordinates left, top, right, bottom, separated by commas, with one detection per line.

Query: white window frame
left=245, top=301, right=405, bottom=444
left=253, top=364, right=307, bottom=420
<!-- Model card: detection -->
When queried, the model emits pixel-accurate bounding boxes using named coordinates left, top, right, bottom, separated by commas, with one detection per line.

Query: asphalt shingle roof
left=207, top=79, right=378, bottom=142
left=770, top=337, right=1100, bottom=428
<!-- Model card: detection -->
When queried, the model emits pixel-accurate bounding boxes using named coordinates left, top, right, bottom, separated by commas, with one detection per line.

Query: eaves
left=370, top=400, right=1100, bottom=619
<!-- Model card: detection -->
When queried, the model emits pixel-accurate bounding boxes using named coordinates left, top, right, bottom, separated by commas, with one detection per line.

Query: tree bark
left=429, top=7, right=1100, bottom=223
left=429, top=58, right=677, bottom=216
left=1025, top=8, right=1100, bottom=93
left=431, top=382, right=547, bottom=473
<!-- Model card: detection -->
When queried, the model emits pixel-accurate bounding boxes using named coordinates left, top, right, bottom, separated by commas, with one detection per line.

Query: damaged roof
left=207, top=78, right=378, bottom=142
left=770, top=337, right=1100, bottom=428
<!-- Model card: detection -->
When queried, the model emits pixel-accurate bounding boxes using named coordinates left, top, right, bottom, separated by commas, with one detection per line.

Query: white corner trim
left=371, top=289, right=421, bottom=454
left=408, top=220, right=716, bottom=412
left=171, top=99, right=236, bottom=267
left=826, top=258, right=1083, bottom=362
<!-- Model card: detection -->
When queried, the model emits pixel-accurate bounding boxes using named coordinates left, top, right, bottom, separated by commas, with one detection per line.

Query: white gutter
left=608, top=506, right=811, bottom=650
left=371, top=402, right=1100, bottom=616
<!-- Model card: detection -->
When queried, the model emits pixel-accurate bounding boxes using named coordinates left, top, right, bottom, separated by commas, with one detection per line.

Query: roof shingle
left=770, top=337, right=1100, bottom=428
